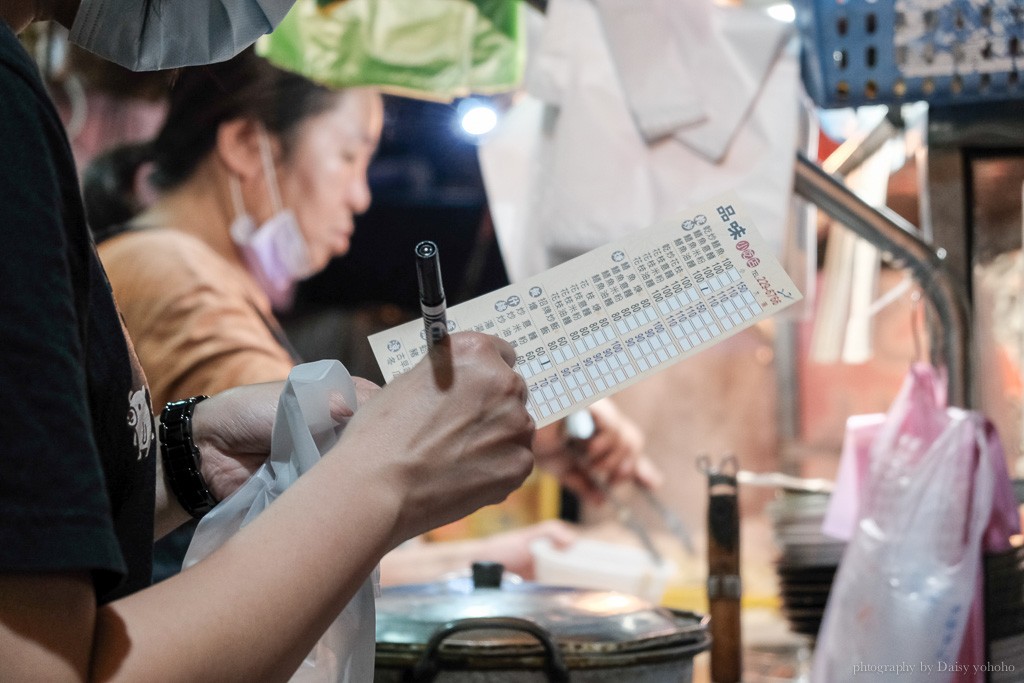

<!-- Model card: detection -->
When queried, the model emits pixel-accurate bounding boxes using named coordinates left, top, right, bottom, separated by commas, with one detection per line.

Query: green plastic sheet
left=256, top=0, right=525, bottom=101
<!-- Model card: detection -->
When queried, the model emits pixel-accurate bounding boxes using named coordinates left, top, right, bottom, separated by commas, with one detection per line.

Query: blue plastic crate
left=794, top=0, right=1024, bottom=108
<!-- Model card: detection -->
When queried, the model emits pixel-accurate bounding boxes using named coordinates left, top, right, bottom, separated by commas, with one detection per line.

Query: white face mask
left=229, top=132, right=314, bottom=310
left=68, top=0, right=295, bottom=71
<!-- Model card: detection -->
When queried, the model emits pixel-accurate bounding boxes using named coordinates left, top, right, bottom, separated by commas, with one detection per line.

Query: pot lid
left=376, top=562, right=706, bottom=655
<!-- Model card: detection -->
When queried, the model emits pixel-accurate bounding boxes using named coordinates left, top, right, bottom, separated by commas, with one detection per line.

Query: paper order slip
left=369, top=197, right=802, bottom=428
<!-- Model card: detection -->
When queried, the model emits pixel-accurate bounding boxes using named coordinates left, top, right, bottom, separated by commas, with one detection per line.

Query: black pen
left=415, top=240, right=448, bottom=348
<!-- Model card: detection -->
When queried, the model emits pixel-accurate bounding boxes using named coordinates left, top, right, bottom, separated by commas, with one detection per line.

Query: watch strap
left=159, top=395, right=217, bottom=519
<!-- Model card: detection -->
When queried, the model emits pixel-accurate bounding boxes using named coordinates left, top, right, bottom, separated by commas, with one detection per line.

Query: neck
left=135, top=160, right=246, bottom=270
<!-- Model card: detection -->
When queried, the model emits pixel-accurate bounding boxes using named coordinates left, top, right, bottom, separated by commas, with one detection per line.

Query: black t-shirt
left=0, top=21, right=155, bottom=603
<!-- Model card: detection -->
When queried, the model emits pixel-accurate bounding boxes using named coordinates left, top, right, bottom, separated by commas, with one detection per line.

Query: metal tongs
left=735, top=470, right=834, bottom=494
left=564, top=410, right=696, bottom=563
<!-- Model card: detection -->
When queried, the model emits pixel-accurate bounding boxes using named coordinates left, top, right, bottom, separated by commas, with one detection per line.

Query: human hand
left=472, top=520, right=578, bottom=580
left=333, top=332, right=536, bottom=548
left=191, top=376, right=380, bottom=501
left=532, top=398, right=663, bottom=505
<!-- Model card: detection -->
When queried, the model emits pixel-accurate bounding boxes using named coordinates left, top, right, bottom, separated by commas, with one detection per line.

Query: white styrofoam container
left=530, top=537, right=676, bottom=604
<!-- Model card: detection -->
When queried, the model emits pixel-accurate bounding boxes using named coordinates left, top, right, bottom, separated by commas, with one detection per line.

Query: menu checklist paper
left=369, top=197, right=802, bottom=428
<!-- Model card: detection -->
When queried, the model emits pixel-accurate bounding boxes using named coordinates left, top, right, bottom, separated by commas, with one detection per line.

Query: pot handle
left=407, top=616, right=570, bottom=683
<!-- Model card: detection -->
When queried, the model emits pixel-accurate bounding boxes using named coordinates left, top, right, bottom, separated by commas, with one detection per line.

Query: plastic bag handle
left=269, top=359, right=356, bottom=468
left=964, top=417, right=997, bottom=554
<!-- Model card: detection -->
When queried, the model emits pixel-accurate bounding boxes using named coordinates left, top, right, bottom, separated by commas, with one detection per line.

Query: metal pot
left=374, top=562, right=710, bottom=682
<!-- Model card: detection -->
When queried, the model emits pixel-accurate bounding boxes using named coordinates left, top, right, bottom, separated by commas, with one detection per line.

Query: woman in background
left=85, top=47, right=659, bottom=584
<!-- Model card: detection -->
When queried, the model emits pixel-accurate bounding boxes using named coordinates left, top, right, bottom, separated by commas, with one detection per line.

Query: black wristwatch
left=159, top=396, right=218, bottom=519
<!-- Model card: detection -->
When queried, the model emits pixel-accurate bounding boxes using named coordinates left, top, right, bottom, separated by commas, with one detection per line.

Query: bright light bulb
left=460, top=104, right=498, bottom=136
left=766, top=3, right=796, bottom=23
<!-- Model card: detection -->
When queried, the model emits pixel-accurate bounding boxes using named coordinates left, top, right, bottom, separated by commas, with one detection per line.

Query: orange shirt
left=98, top=228, right=295, bottom=409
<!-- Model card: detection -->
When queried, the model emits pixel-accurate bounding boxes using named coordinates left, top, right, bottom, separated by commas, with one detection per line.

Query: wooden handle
left=704, top=458, right=741, bottom=683
left=709, top=597, right=742, bottom=683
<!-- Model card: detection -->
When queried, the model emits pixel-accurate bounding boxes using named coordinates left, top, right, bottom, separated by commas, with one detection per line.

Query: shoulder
left=0, top=23, right=59, bottom=132
left=0, top=23, right=45, bottom=96
left=100, top=226, right=218, bottom=260
left=0, top=24, right=73, bottom=198
left=100, top=228, right=239, bottom=292
left=98, top=227, right=274, bottom=335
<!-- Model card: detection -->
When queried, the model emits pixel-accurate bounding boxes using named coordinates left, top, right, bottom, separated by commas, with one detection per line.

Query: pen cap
left=415, top=240, right=445, bottom=305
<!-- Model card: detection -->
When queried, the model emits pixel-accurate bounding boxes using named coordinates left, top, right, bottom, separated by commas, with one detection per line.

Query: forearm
left=153, top=440, right=192, bottom=539
left=95, top=451, right=400, bottom=683
left=0, top=455, right=393, bottom=683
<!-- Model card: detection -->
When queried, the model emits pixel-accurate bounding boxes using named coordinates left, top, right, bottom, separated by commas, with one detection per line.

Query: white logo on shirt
left=127, top=388, right=153, bottom=460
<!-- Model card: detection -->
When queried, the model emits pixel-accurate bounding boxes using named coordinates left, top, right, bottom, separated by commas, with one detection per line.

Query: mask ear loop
left=227, top=173, right=252, bottom=241
left=227, top=173, right=246, bottom=217
left=256, top=129, right=285, bottom=215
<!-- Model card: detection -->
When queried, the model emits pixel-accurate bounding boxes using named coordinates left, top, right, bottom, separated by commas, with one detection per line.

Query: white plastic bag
left=812, top=364, right=1013, bottom=681
left=183, top=360, right=377, bottom=682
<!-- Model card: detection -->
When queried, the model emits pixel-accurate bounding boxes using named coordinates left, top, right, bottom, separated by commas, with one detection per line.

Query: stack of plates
left=775, top=564, right=836, bottom=638
left=767, top=492, right=845, bottom=640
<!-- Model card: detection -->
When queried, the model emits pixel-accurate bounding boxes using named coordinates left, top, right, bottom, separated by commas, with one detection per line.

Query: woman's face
left=275, top=89, right=383, bottom=274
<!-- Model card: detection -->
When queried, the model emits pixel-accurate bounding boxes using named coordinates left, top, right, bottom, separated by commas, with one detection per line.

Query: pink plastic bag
left=813, top=363, right=1019, bottom=682
left=822, top=412, right=885, bottom=542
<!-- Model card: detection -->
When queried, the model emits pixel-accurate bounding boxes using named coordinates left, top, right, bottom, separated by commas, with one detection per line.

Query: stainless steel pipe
left=793, top=152, right=971, bottom=407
